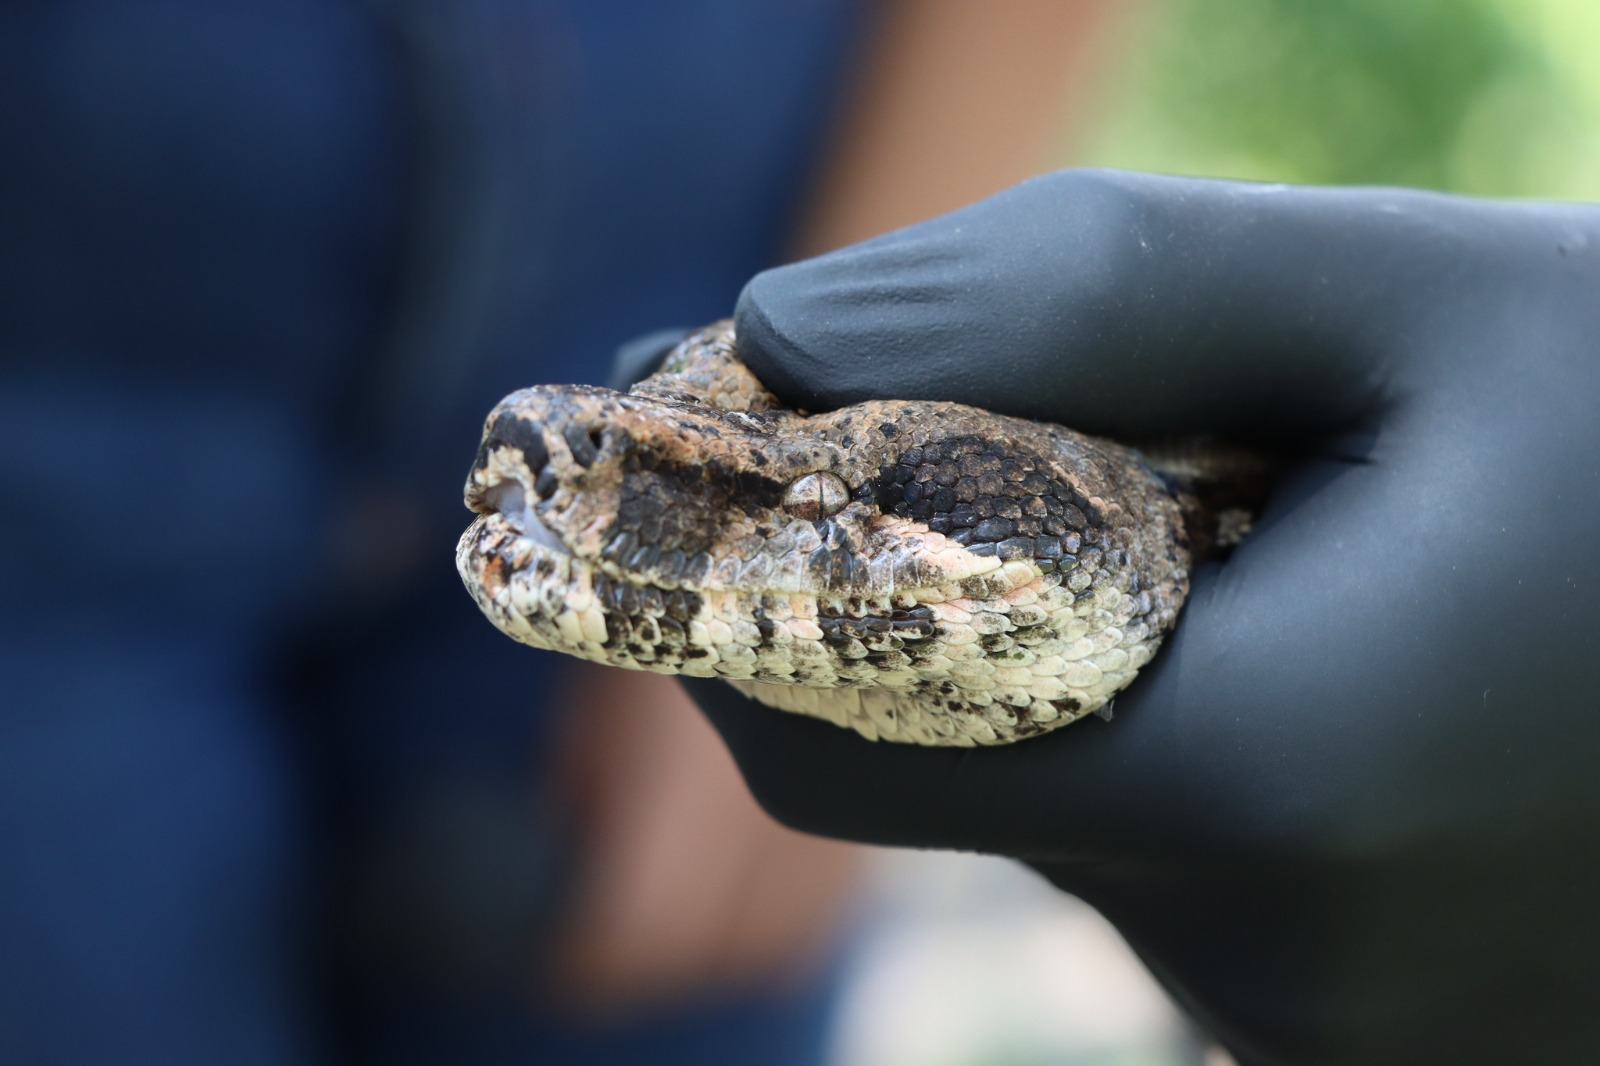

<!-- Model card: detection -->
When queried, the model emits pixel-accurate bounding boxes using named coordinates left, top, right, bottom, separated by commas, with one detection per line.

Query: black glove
left=682, top=170, right=1600, bottom=1065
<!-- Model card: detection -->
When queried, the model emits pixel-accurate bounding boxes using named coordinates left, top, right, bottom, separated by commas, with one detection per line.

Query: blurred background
left=1085, top=0, right=1600, bottom=197
left=2, top=2, right=1596, bottom=1065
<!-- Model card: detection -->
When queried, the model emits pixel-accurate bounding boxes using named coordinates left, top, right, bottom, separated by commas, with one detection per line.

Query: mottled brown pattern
left=457, top=322, right=1218, bottom=745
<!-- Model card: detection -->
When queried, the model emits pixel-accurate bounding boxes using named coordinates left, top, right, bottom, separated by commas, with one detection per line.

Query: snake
left=456, top=322, right=1254, bottom=746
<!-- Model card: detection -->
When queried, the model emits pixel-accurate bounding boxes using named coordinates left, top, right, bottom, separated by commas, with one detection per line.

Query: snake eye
left=781, top=471, right=849, bottom=520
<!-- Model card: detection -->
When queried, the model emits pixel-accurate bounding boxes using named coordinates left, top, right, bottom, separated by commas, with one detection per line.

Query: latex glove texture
left=681, top=170, right=1600, bottom=1065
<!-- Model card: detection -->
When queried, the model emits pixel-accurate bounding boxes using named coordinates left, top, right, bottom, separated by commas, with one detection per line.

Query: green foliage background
left=1080, top=0, right=1600, bottom=197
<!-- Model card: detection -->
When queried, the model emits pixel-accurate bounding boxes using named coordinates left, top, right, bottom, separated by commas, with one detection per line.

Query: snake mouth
left=476, top=477, right=570, bottom=556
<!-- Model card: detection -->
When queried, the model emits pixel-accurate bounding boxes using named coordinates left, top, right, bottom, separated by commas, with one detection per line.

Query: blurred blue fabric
left=0, top=2, right=859, bottom=1063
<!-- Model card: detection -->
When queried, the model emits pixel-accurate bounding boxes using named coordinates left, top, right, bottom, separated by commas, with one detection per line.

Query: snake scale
left=457, top=322, right=1252, bottom=746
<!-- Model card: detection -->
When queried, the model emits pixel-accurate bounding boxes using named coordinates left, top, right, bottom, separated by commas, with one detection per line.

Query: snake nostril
left=563, top=423, right=604, bottom=468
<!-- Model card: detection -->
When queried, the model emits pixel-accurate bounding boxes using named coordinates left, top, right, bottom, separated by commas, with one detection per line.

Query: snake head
left=457, top=323, right=1194, bottom=745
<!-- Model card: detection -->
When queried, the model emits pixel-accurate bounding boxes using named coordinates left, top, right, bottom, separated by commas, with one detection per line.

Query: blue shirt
left=0, top=3, right=859, bottom=1062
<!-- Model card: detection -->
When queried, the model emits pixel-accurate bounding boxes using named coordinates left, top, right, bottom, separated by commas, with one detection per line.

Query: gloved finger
left=607, top=327, right=692, bottom=391
left=734, top=169, right=1479, bottom=439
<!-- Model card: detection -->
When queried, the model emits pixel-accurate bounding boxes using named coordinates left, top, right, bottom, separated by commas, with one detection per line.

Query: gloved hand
left=681, top=170, right=1600, bottom=1065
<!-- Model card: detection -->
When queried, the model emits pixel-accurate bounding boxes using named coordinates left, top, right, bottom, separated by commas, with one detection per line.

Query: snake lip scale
left=457, top=321, right=1248, bottom=746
